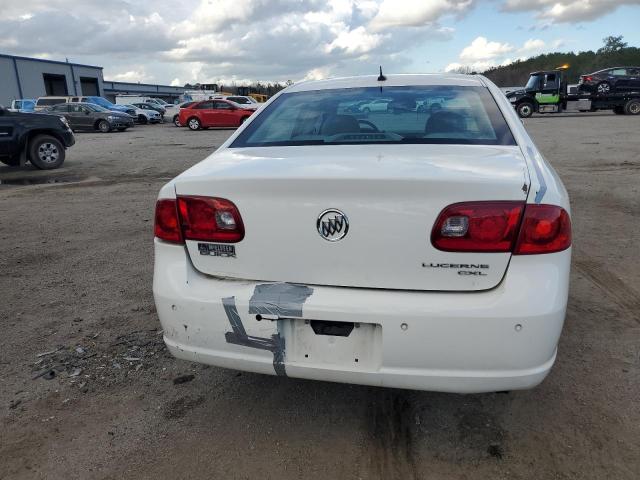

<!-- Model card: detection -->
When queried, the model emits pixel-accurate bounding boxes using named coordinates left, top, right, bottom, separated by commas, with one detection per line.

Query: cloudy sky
left=2, top=0, right=639, bottom=86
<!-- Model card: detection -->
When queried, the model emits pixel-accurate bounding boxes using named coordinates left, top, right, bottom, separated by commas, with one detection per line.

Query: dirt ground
left=1, top=114, right=639, bottom=480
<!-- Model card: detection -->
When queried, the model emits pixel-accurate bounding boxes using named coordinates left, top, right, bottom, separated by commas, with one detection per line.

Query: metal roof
left=0, top=53, right=103, bottom=69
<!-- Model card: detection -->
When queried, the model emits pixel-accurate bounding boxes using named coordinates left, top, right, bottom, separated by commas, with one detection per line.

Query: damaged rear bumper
left=153, top=240, right=570, bottom=393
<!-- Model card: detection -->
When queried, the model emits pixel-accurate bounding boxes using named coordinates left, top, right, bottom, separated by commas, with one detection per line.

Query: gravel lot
left=1, top=115, right=639, bottom=479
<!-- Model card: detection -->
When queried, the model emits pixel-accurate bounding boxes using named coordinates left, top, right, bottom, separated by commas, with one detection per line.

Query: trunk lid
left=174, top=144, right=529, bottom=291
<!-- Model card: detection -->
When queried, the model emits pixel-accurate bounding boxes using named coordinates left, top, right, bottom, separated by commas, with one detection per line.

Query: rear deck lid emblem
left=317, top=209, right=349, bottom=242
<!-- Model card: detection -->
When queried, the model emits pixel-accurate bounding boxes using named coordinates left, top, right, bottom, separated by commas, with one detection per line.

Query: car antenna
left=377, top=66, right=387, bottom=92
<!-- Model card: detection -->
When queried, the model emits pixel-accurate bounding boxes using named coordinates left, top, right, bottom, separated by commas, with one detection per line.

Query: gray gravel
left=1, top=115, right=639, bottom=479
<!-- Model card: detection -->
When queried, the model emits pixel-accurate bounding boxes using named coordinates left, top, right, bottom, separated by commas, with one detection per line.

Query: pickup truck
left=0, top=108, right=75, bottom=169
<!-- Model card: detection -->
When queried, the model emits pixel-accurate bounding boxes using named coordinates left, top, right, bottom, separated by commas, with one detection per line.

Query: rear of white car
left=153, top=74, right=571, bottom=393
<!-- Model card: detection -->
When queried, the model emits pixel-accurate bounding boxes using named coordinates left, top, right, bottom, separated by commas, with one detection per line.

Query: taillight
left=514, top=205, right=571, bottom=255
left=177, top=195, right=245, bottom=243
left=154, top=199, right=183, bottom=244
left=431, top=201, right=571, bottom=255
left=431, top=202, right=525, bottom=252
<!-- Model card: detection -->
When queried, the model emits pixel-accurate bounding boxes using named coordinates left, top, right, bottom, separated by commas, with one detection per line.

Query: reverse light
left=441, top=216, right=469, bottom=237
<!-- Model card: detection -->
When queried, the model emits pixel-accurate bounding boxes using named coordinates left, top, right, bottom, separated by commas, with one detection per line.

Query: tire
left=516, top=102, right=534, bottom=118
left=596, top=82, right=611, bottom=95
left=624, top=99, right=640, bottom=115
left=613, top=106, right=625, bottom=115
left=138, top=115, right=148, bottom=125
left=173, top=115, right=181, bottom=127
left=28, top=135, right=65, bottom=170
left=187, top=117, right=201, bottom=130
left=97, top=120, right=111, bottom=133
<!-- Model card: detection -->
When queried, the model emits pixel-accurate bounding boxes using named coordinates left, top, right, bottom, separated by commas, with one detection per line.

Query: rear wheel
left=97, top=120, right=111, bottom=133
left=516, top=101, right=534, bottom=118
left=29, top=135, right=65, bottom=170
left=188, top=117, right=201, bottom=130
left=596, top=82, right=611, bottom=95
left=624, top=99, right=640, bottom=115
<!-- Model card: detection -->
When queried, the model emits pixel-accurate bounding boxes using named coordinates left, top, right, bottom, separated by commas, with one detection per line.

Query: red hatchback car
left=179, top=100, right=254, bottom=130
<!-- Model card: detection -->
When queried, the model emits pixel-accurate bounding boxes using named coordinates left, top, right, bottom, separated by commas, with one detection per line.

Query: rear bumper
left=153, top=240, right=570, bottom=393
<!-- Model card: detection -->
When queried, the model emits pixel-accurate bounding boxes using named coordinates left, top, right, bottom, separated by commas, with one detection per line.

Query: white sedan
left=153, top=74, right=571, bottom=393
left=122, top=104, right=161, bottom=124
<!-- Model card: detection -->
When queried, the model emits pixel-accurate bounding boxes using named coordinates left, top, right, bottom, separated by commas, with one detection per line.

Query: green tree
left=598, top=35, right=628, bottom=54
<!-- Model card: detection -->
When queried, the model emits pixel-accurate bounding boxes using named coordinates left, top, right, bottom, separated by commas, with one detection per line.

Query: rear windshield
left=230, top=85, right=515, bottom=147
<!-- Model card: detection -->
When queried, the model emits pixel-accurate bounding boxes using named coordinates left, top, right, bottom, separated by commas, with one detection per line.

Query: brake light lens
left=154, top=199, right=182, bottom=244
left=177, top=195, right=245, bottom=242
left=432, top=202, right=525, bottom=252
left=514, top=205, right=571, bottom=254
left=432, top=201, right=571, bottom=254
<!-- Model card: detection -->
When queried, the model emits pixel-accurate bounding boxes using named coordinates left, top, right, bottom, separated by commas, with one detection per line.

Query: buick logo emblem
left=317, top=209, right=349, bottom=242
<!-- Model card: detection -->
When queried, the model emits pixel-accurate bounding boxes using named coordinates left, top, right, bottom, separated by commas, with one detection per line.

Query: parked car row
left=5, top=95, right=187, bottom=132
left=0, top=93, right=261, bottom=171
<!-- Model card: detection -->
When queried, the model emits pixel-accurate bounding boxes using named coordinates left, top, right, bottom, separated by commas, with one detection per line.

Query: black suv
left=579, top=67, right=640, bottom=95
left=0, top=108, right=75, bottom=169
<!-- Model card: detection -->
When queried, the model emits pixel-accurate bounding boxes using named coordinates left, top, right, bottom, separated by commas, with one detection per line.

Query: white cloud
left=1, top=0, right=636, bottom=86
left=370, top=0, right=474, bottom=31
left=325, top=26, right=385, bottom=54
left=520, top=38, right=545, bottom=53
left=446, top=35, right=560, bottom=72
left=109, top=69, right=154, bottom=83
left=459, top=37, right=514, bottom=62
left=500, top=0, right=640, bottom=23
